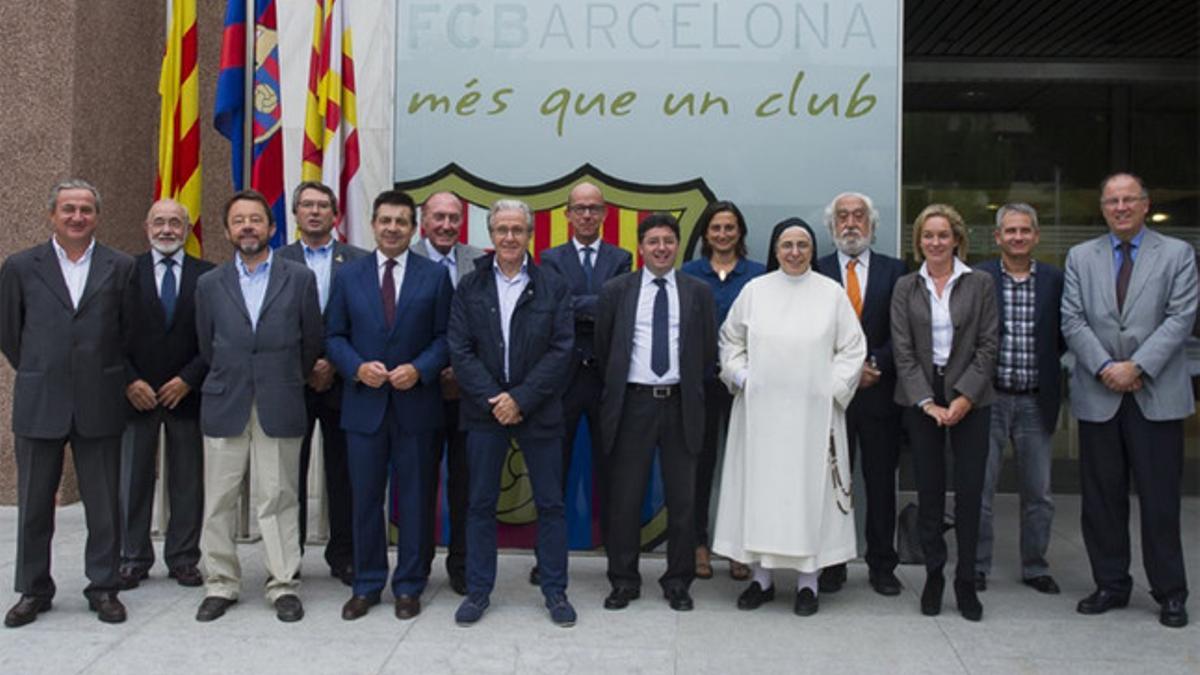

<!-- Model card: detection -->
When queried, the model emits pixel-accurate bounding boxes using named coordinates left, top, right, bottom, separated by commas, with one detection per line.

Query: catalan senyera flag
left=301, top=0, right=365, bottom=245
left=214, top=0, right=287, bottom=249
left=155, top=0, right=202, bottom=257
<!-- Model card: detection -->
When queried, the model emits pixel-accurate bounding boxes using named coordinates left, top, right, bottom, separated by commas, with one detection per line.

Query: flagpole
left=241, top=0, right=254, bottom=189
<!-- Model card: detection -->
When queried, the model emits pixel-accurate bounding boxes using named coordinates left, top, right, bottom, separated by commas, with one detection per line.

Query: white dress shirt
left=572, top=237, right=599, bottom=267
left=494, top=256, right=531, bottom=381
left=628, top=268, right=681, bottom=385
left=376, top=249, right=409, bottom=304
left=919, top=257, right=971, bottom=367
left=152, top=248, right=186, bottom=295
left=51, top=236, right=94, bottom=310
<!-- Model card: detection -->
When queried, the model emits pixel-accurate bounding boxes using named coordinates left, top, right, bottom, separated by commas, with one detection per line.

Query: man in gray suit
left=411, top=191, right=483, bottom=595
left=277, top=181, right=368, bottom=585
left=193, top=189, right=323, bottom=623
left=0, top=179, right=136, bottom=626
left=1062, top=172, right=1196, bottom=629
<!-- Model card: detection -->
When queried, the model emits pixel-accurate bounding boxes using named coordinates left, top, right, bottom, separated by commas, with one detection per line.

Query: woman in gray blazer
left=890, top=204, right=997, bottom=622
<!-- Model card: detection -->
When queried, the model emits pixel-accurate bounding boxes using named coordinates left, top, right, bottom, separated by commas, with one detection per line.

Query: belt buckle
left=651, top=386, right=672, bottom=399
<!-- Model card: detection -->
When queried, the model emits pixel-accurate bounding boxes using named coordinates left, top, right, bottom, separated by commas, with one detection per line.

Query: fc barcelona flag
left=214, top=0, right=287, bottom=249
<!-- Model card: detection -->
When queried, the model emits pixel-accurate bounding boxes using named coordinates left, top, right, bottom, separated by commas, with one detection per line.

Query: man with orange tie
left=815, top=192, right=908, bottom=596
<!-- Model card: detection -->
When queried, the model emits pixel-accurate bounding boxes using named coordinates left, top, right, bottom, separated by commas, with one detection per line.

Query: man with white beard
left=814, top=192, right=908, bottom=596
left=119, top=199, right=214, bottom=590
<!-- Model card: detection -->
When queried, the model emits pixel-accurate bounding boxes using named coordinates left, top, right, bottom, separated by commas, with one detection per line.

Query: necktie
left=382, top=259, right=397, bottom=327
left=651, top=277, right=668, bottom=377
left=582, top=246, right=594, bottom=292
left=1116, top=241, right=1133, bottom=312
left=160, top=257, right=177, bottom=326
left=845, top=258, right=863, bottom=318
left=440, top=256, right=456, bottom=288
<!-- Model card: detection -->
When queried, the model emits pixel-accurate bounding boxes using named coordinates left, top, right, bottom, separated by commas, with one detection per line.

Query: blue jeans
left=976, top=392, right=1054, bottom=579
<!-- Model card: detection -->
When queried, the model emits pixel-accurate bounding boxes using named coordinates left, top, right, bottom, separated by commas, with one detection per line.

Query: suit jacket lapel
left=139, top=254, right=168, bottom=329
left=358, top=255, right=388, bottom=329
left=1120, top=230, right=1158, bottom=317
left=390, top=261, right=416, bottom=337
left=219, top=262, right=252, bottom=325
left=862, top=256, right=887, bottom=322
left=32, top=243, right=74, bottom=311
left=617, top=273, right=640, bottom=363
left=76, top=245, right=114, bottom=313
left=258, top=257, right=289, bottom=319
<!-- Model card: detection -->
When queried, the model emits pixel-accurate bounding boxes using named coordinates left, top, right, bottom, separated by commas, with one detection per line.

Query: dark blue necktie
left=160, top=257, right=177, bottom=326
left=651, top=277, right=668, bottom=376
left=582, top=246, right=594, bottom=292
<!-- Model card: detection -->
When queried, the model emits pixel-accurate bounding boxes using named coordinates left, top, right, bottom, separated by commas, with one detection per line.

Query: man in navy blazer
left=447, top=199, right=576, bottom=627
left=973, top=203, right=1064, bottom=596
left=538, top=182, right=632, bottom=554
left=119, top=199, right=214, bottom=590
left=814, top=192, right=908, bottom=596
left=277, top=181, right=368, bottom=585
left=325, top=190, right=452, bottom=621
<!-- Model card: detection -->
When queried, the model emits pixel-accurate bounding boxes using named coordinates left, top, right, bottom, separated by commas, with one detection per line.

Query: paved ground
left=0, top=494, right=1196, bottom=674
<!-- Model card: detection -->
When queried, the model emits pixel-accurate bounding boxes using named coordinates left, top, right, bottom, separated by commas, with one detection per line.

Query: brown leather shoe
left=394, top=594, right=421, bottom=620
left=168, top=566, right=203, bottom=588
left=341, top=594, right=380, bottom=621
left=729, top=561, right=751, bottom=581
left=4, top=595, right=52, bottom=628
left=119, top=568, right=148, bottom=590
left=695, top=546, right=713, bottom=579
left=87, top=593, right=127, bottom=623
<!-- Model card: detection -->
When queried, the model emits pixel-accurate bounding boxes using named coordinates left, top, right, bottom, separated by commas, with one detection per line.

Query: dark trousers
left=423, top=399, right=469, bottom=579
left=695, top=379, right=732, bottom=547
left=465, top=431, right=566, bottom=598
left=1078, top=394, right=1188, bottom=604
left=560, top=362, right=607, bottom=539
left=846, top=401, right=903, bottom=574
left=346, top=420, right=433, bottom=598
left=606, top=389, right=697, bottom=592
left=904, top=389, right=990, bottom=583
left=297, top=388, right=353, bottom=571
left=15, top=432, right=122, bottom=598
left=120, top=409, right=203, bottom=572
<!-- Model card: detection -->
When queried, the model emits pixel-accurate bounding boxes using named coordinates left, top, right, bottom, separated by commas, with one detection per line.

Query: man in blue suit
left=447, top=199, right=576, bottom=627
left=974, top=203, right=1064, bottom=595
left=325, top=190, right=453, bottom=621
left=814, top=192, right=908, bottom=596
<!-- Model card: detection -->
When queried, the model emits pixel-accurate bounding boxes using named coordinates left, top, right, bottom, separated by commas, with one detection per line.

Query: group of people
left=0, top=172, right=1191, bottom=632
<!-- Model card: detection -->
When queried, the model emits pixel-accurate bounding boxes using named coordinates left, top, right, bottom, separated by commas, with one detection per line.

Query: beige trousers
left=200, top=401, right=302, bottom=602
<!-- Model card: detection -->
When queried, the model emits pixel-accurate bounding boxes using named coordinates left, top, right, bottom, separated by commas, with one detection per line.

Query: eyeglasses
left=1100, top=196, right=1146, bottom=208
left=567, top=204, right=606, bottom=215
left=491, top=226, right=529, bottom=239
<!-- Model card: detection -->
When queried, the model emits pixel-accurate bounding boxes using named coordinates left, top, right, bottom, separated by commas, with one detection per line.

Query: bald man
left=119, top=199, right=214, bottom=590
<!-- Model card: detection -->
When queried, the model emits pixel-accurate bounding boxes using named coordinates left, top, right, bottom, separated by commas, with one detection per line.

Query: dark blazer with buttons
left=123, top=252, right=214, bottom=419
left=593, top=270, right=717, bottom=456
left=325, top=251, right=453, bottom=435
left=891, top=268, right=998, bottom=409
left=540, top=240, right=633, bottom=375
left=0, top=241, right=136, bottom=439
left=447, top=254, right=574, bottom=438
left=194, top=255, right=323, bottom=438
left=975, top=258, right=1064, bottom=434
left=816, top=250, right=907, bottom=417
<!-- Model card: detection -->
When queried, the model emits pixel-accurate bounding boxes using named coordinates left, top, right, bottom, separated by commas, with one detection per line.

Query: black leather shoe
left=1076, top=588, right=1129, bottom=615
left=394, top=594, right=421, bottom=620
left=274, top=594, right=304, bottom=622
left=818, top=564, right=846, bottom=593
left=737, top=582, right=776, bottom=610
left=119, top=567, right=149, bottom=590
left=954, top=580, right=983, bottom=622
left=974, top=572, right=987, bottom=592
left=87, top=593, right=127, bottom=623
left=794, top=588, right=819, bottom=616
left=449, top=572, right=467, bottom=596
left=664, top=587, right=694, bottom=612
left=921, top=572, right=944, bottom=616
left=604, top=587, right=640, bottom=610
left=196, top=596, right=237, bottom=622
left=341, top=594, right=380, bottom=621
left=4, top=595, right=52, bottom=628
left=1160, top=598, right=1188, bottom=628
left=869, top=571, right=903, bottom=597
left=330, top=562, right=355, bottom=587
left=168, top=566, right=203, bottom=587
left=528, top=565, right=540, bottom=586
left=1022, top=575, right=1060, bottom=595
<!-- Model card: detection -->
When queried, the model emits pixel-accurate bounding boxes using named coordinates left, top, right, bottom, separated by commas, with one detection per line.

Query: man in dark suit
left=540, top=183, right=632, bottom=528
left=1062, top=173, right=1195, bottom=628
left=974, top=203, right=1064, bottom=595
left=325, top=190, right=452, bottom=621
left=595, top=212, right=717, bottom=612
left=814, top=191, right=908, bottom=596
left=1, top=179, right=136, bottom=626
left=447, top=199, right=576, bottom=627
left=411, top=191, right=484, bottom=596
left=277, top=181, right=368, bottom=585
left=119, top=199, right=214, bottom=591
left=193, top=189, right=323, bottom=623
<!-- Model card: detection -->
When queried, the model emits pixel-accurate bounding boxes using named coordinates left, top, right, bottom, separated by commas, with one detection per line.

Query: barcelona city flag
left=214, top=0, right=287, bottom=248
left=155, top=0, right=202, bottom=257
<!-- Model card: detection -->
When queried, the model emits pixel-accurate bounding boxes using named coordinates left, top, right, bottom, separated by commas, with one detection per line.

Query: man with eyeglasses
left=1062, top=172, right=1196, bottom=628
left=118, top=199, right=214, bottom=592
left=536, top=182, right=632, bottom=578
left=278, top=181, right=368, bottom=586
